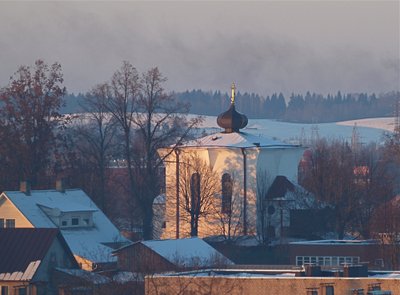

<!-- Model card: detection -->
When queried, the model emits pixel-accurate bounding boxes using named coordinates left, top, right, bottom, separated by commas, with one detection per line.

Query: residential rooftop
left=290, top=239, right=378, bottom=246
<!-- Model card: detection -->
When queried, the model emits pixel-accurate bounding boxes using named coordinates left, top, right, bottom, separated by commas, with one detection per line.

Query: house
left=0, top=228, right=79, bottom=295
left=157, top=83, right=305, bottom=240
left=113, top=237, right=233, bottom=274
left=0, top=183, right=129, bottom=271
left=146, top=267, right=399, bottom=295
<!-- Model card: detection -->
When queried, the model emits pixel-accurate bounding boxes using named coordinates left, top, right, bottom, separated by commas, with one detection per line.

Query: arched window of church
left=221, top=173, right=233, bottom=214
left=190, top=173, right=201, bottom=213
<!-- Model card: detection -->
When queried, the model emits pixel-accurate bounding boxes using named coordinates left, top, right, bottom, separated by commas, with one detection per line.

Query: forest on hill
left=63, top=90, right=400, bottom=123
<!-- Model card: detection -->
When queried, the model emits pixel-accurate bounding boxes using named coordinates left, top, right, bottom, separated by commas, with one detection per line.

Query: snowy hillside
left=193, top=115, right=395, bottom=145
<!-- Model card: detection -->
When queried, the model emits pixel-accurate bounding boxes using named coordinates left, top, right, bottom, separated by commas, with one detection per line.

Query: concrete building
left=145, top=267, right=398, bottom=295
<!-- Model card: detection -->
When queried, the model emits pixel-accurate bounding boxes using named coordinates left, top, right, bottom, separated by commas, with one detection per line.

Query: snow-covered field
left=194, top=115, right=396, bottom=145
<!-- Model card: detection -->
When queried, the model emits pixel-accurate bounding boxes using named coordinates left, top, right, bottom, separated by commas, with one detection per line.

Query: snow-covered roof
left=37, top=198, right=97, bottom=213
left=121, top=237, right=233, bottom=268
left=113, top=271, right=144, bottom=283
left=153, top=194, right=166, bottom=205
left=154, top=269, right=400, bottom=280
left=55, top=268, right=111, bottom=284
left=290, top=239, right=378, bottom=246
left=179, top=131, right=298, bottom=149
left=2, top=189, right=128, bottom=263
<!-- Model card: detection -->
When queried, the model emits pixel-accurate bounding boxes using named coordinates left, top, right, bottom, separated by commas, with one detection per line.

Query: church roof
left=217, top=103, right=248, bottom=133
left=180, top=131, right=298, bottom=149
left=216, top=83, right=248, bottom=133
left=179, top=83, right=299, bottom=149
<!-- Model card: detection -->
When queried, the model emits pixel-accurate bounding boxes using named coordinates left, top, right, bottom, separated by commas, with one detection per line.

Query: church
left=156, top=84, right=305, bottom=240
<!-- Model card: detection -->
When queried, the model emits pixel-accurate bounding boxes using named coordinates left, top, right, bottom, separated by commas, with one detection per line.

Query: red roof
left=0, top=228, right=61, bottom=280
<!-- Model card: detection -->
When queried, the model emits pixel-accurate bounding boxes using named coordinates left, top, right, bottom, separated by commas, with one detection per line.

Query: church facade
left=157, top=84, right=305, bottom=240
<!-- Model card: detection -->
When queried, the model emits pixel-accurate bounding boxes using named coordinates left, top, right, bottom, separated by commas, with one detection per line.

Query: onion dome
left=217, top=83, right=248, bottom=133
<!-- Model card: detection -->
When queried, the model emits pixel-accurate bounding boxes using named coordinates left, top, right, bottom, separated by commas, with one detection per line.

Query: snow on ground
left=338, top=117, right=395, bottom=132
left=191, top=115, right=395, bottom=144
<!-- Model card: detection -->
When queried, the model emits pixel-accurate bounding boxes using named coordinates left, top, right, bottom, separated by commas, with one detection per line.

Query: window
left=18, top=288, right=26, bottom=295
left=318, top=257, right=324, bottom=265
left=0, top=219, right=4, bottom=228
left=190, top=173, right=201, bottom=213
left=296, top=256, right=360, bottom=267
left=331, top=257, right=338, bottom=266
left=306, top=289, right=318, bottom=295
left=71, top=218, right=79, bottom=226
left=61, top=220, right=68, bottom=227
left=5, top=219, right=15, bottom=228
left=296, top=256, right=302, bottom=266
left=326, top=286, right=334, bottom=295
left=1, top=286, right=9, bottom=295
left=368, top=283, right=381, bottom=291
left=221, top=173, right=233, bottom=214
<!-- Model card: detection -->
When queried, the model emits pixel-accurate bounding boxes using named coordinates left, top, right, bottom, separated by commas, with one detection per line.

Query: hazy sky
left=0, top=1, right=399, bottom=96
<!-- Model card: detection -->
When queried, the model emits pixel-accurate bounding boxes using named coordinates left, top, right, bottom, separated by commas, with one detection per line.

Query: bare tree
left=97, top=61, right=144, bottom=234
left=0, top=59, right=66, bottom=189
left=301, top=138, right=396, bottom=240
left=147, top=272, right=243, bottom=295
left=351, top=143, right=394, bottom=239
left=133, top=67, right=201, bottom=240
left=97, top=62, right=200, bottom=239
left=71, top=83, right=117, bottom=213
left=217, top=171, right=243, bottom=241
left=256, top=170, right=272, bottom=244
left=178, top=153, right=219, bottom=237
left=301, top=139, right=358, bottom=239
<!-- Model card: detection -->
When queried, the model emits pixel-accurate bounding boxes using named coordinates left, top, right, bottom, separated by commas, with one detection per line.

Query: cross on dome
left=231, top=82, right=236, bottom=104
left=217, top=83, right=248, bottom=133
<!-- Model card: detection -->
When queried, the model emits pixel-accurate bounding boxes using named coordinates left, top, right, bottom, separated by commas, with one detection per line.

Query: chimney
left=304, top=264, right=321, bottom=277
left=343, top=264, right=368, bottom=277
left=20, top=181, right=31, bottom=196
left=56, top=179, right=66, bottom=193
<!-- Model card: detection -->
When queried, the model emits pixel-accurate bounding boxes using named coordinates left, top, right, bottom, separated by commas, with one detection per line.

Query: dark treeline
left=63, top=90, right=399, bottom=123
left=173, top=90, right=399, bottom=122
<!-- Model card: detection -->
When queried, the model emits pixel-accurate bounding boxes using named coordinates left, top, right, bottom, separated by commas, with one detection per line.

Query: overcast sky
left=0, top=1, right=399, bottom=96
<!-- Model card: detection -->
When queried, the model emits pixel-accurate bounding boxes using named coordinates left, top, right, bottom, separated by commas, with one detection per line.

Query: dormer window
left=71, top=217, right=79, bottom=226
left=59, top=214, right=93, bottom=228
left=38, top=203, right=96, bottom=228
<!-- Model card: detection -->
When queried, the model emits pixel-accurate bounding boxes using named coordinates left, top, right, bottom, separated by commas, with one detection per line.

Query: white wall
left=159, top=145, right=304, bottom=239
